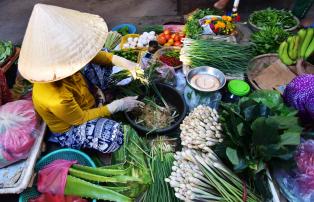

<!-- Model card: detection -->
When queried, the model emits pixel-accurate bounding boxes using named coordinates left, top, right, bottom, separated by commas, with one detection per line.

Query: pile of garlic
left=123, top=31, right=156, bottom=49
left=180, top=105, right=223, bottom=152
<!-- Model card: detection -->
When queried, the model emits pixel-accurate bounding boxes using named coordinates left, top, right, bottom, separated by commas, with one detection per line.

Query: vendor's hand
left=107, top=96, right=144, bottom=114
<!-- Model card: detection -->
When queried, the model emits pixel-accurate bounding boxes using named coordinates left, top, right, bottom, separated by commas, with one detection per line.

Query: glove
left=107, top=96, right=144, bottom=114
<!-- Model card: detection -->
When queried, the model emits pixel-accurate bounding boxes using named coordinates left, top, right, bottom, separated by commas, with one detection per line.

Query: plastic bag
left=38, top=160, right=77, bottom=195
left=274, top=140, right=314, bottom=202
left=0, top=100, right=38, bottom=168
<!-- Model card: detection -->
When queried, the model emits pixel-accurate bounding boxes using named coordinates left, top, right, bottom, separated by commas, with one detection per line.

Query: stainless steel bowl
left=186, top=66, right=226, bottom=92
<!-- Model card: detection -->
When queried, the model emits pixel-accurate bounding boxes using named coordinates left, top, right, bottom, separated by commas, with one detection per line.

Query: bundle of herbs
left=184, top=8, right=223, bottom=39
left=180, top=38, right=254, bottom=77
left=249, top=8, right=298, bottom=30
left=104, top=31, right=122, bottom=50
left=251, top=26, right=290, bottom=55
left=0, top=40, right=14, bottom=65
left=216, top=90, right=303, bottom=199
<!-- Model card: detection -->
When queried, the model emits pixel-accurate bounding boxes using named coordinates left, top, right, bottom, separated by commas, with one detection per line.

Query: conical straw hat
left=18, top=4, right=108, bottom=82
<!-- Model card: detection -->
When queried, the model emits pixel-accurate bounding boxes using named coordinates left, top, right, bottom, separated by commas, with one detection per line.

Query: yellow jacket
left=32, top=51, right=114, bottom=133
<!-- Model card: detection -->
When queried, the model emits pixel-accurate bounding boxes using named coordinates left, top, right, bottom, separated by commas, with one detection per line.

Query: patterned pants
left=51, top=63, right=124, bottom=153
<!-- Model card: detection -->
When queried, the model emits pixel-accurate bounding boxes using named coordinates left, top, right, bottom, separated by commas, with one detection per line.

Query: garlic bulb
left=180, top=105, right=223, bottom=152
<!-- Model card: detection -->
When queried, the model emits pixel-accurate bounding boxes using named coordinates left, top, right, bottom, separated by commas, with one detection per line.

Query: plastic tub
left=112, top=23, right=137, bottom=34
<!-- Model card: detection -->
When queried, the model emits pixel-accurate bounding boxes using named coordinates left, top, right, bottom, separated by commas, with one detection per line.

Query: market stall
left=0, top=2, right=313, bottom=202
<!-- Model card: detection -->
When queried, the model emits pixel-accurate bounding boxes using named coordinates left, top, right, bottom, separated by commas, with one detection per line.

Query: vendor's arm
left=50, top=94, right=111, bottom=126
left=92, top=51, right=138, bottom=76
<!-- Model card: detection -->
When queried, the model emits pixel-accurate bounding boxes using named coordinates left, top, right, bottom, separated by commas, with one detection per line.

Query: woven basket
left=247, top=54, right=314, bottom=90
left=153, top=46, right=182, bottom=69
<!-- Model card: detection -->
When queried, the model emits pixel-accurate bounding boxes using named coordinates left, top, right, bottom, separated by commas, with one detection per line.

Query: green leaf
left=248, top=90, right=282, bottom=108
left=226, top=147, right=239, bottom=165
left=279, top=131, right=300, bottom=146
left=236, top=122, right=244, bottom=136
left=251, top=117, right=280, bottom=145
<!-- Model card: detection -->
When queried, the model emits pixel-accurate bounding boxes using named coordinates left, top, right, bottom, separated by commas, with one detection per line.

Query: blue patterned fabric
left=53, top=118, right=124, bottom=153
left=50, top=63, right=124, bottom=153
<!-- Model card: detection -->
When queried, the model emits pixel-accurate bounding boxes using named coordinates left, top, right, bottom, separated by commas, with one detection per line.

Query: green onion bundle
left=180, top=38, right=254, bottom=77
left=104, top=31, right=122, bottom=50
left=166, top=149, right=261, bottom=202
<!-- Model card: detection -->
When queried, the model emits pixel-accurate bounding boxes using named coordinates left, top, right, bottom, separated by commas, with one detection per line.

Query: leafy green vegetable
left=112, top=50, right=139, bottom=62
left=249, top=8, right=298, bottom=29
left=143, top=25, right=164, bottom=34
left=181, top=38, right=254, bottom=77
left=184, top=8, right=223, bottom=39
left=217, top=90, right=302, bottom=198
left=117, top=26, right=129, bottom=36
left=251, top=26, right=290, bottom=55
left=0, top=40, right=13, bottom=64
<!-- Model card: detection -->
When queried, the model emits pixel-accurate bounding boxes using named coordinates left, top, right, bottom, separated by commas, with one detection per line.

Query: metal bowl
left=186, top=66, right=226, bottom=92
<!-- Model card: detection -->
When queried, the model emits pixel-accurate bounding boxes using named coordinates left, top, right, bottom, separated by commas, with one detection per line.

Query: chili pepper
left=159, top=55, right=182, bottom=67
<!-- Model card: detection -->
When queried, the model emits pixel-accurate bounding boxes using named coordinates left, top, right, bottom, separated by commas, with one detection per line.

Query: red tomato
left=174, top=35, right=180, bottom=42
left=157, top=36, right=166, bottom=45
left=164, top=34, right=171, bottom=40
left=174, top=41, right=182, bottom=46
left=159, top=33, right=165, bottom=38
left=163, top=29, right=171, bottom=35
left=171, top=33, right=176, bottom=39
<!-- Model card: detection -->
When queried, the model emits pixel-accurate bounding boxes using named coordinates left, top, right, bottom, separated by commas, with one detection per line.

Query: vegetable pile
left=180, top=105, right=223, bottom=152
left=180, top=38, right=254, bottom=77
left=279, top=28, right=314, bottom=66
left=104, top=31, right=122, bottom=50
left=157, top=29, right=185, bottom=47
left=249, top=8, right=298, bottom=30
left=251, top=26, right=290, bottom=55
left=112, top=50, right=139, bottom=62
left=159, top=49, right=182, bottom=67
left=117, top=26, right=129, bottom=36
left=218, top=90, right=303, bottom=198
left=166, top=148, right=261, bottom=201
left=0, top=40, right=13, bottom=65
left=122, top=32, right=156, bottom=49
left=184, top=8, right=223, bottom=39
left=50, top=126, right=152, bottom=202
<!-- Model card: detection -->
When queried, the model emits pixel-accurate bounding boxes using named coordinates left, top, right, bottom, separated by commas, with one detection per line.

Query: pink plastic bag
left=38, top=160, right=77, bottom=195
left=0, top=100, right=38, bottom=168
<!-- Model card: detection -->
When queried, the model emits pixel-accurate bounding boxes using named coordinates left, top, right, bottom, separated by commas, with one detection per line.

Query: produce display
left=180, top=106, right=223, bottom=152
left=249, top=8, right=298, bottom=30
left=17, top=5, right=314, bottom=202
left=159, top=49, right=182, bottom=67
left=251, top=26, right=290, bottom=55
left=112, top=50, right=139, bottom=62
left=166, top=149, right=261, bottom=201
left=122, top=32, right=156, bottom=49
left=0, top=40, right=13, bottom=65
left=180, top=38, right=254, bottom=77
left=184, top=8, right=223, bottom=38
left=279, top=28, right=314, bottom=65
left=157, top=29, right=185, bottom=46
left=104, top=31, right=122, bottom=50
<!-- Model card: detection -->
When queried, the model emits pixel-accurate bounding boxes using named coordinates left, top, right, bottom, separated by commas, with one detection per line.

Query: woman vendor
left=18, top=4, right=143, bottom=153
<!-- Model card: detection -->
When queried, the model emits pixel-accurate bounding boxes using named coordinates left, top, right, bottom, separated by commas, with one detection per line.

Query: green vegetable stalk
left=64, top=175, right=132, bottom=202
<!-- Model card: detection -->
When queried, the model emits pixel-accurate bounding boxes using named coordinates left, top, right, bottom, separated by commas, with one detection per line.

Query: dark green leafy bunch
left=184, top=8, right=223, bottom=38
left=249, top=8, right=298, bottom=29
left=218, top=90, right=302, bottom=173
left=251, top=26, right=290, bottom=55
left=0, top=40, right=13, bottom=64
left=217, top=90, right=303, bottom=199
